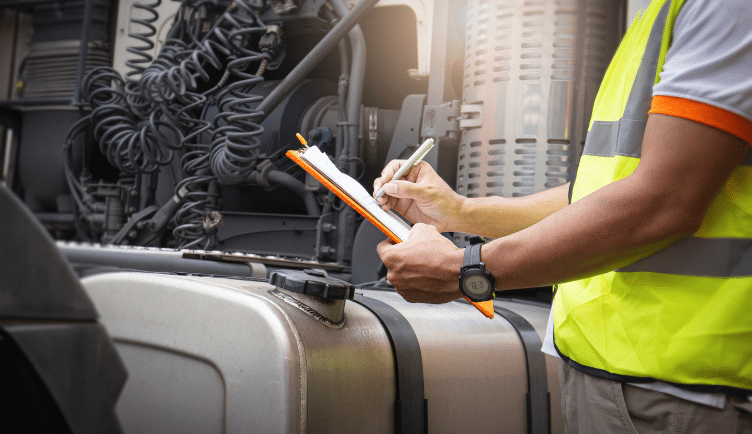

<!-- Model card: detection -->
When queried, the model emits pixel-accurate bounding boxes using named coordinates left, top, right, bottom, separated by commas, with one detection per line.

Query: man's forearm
left=482, top=174, right=699, bottom=291
left=449, top=183, right=570, bottom=238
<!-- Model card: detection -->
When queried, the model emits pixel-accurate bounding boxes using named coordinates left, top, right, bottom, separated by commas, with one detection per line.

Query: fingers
left=376, top=223, right=463, bottom=304
left=374, top=160, right=432, bottom=209
left=376, top=237, right=395, bottom=259
left=389, top=180, right=427, bottom=200
left=373, top=159, right=407, bottom=196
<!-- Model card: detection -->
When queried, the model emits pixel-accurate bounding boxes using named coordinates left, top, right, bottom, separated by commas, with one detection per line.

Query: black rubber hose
left=267, top=170, right=321, bottom=217
left=60, top=244, right=255, bottom=276
left=73, top=0, right=96, bottom=104
left=329, top=0, right=367, bottom=178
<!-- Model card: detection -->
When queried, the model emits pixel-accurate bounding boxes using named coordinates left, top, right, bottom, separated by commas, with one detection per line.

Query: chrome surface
left=82, top=272, right=308, bottom=434
left=456, top=0, right=622, bottom=202
left=82, top=272, right=562, bottom=433
left=361, top=290, right=563, bottom=434
left=271, top=288, right=347, bottom=329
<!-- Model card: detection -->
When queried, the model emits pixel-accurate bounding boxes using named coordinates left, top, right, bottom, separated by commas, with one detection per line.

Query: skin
left=373, top=113, right=750, bottom=304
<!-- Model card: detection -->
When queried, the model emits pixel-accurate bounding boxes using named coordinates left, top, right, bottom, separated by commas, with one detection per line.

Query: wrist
left=458, top=242, right=496, bottom=301
left=446, top=246, right=465, bottom=297
left=446, top=193, right=477, bottom=233
left=444, top=193, right=470, bottom=233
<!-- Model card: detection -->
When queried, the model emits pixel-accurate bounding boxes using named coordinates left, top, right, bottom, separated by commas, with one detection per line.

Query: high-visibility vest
left=554, top=0, right=752, bottom=394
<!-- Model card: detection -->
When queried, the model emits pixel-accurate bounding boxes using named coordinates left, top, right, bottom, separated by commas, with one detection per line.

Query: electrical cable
left=63, top=0, right=279, bottom=248
left=172, top=0, right=271, bottom=249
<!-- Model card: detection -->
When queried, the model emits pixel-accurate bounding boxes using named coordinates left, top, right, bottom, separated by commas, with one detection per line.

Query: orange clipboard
left=287, top=149, right=404, bottom=243
left=286, top=147, right=494, bottom=319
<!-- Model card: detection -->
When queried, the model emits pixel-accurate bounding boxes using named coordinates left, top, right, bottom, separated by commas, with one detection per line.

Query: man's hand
left=376, top=223, right=464, bottom=304
left=374, top=160, right=463, bottom=233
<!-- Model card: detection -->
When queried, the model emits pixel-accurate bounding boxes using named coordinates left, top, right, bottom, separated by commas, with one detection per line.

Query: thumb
left=384, top=179, right=428, bottom=201
left=408, top=222, right=431, bottom=236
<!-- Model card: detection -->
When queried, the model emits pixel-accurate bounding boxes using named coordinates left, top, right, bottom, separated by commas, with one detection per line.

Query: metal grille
left=457, top=0, right=621, bottom=203
left=17, top=40, right=111, bottom=99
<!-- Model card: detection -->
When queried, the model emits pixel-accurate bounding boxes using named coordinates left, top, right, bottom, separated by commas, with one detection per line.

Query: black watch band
left=463, top=242, right=482, bottom=268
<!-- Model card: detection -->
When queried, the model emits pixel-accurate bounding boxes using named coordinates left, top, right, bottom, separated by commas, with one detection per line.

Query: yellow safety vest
left=554, top=0, right=752, bottom=394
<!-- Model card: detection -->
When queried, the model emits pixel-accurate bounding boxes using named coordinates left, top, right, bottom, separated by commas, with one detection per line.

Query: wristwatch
left=459, top=243, right=496, bottom=302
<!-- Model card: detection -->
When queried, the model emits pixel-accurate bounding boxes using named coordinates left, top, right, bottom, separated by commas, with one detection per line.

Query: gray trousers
left=559, top=361, right=752, bottom=434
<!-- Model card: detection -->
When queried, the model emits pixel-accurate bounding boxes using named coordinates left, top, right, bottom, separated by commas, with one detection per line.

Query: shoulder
left=652, top=0, right=752, bottom=124
left=673, top=0, right=752, bottom=35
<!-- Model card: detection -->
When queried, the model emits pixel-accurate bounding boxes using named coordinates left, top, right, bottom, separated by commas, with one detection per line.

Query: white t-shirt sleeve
left=652, top=0, right=752, bottom=123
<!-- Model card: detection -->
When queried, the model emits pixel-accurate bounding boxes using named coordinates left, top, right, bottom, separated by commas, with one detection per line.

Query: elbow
left=668, top=211, right=703, bottom=238
left=628, top=189, right=705, bottom=245
left=648, top=201, right=705, bottom=242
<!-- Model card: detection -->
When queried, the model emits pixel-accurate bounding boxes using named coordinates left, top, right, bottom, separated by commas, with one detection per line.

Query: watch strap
left=463, top=242, right=482, bottom=267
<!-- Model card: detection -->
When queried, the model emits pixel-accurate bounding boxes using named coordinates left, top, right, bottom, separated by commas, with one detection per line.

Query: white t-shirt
left=543, top=0, right=752, bottom=409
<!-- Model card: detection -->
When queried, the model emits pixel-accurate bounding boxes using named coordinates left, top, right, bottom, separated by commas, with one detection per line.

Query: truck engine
left=0, top=0, right=629, bottom=432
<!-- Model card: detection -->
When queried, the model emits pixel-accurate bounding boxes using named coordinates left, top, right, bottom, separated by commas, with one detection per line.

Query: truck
left=0, top=0, right=635, bottom=432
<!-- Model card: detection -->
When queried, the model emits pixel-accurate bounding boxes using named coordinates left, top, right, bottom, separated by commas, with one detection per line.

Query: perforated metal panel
left=456, top=0, right=622, bottom=201
left=17, top=40, right=111, bottom=99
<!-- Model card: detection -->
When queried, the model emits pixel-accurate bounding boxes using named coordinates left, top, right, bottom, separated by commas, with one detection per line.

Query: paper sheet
left=300, top=146, right=412, bottom=242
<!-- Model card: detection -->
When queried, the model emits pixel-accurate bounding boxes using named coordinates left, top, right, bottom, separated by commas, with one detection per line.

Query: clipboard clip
left=296, top=133, right=309, bottom=148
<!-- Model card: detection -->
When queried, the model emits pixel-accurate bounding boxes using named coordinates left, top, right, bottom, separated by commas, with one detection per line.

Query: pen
left=375, top=138, right=435, bottom=199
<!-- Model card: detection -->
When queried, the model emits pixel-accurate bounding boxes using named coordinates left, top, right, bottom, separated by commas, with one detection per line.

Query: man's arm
left=374, top=161, right=569, bottom=237
left=450, top=183, right=570, bottom=238
left=378, top=114, right=750, bottom=302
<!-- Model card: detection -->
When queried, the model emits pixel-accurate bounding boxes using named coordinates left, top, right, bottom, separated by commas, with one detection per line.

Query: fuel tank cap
left=269, top=269, right=355, bottom=300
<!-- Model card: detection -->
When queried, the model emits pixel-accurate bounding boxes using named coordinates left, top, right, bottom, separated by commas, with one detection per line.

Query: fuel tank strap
left=494, top=305, right=551, bottom=434
left=352, top=295, right=427, bottom=434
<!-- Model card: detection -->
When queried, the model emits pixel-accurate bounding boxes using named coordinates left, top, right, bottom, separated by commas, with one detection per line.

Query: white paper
left=300, top=146, right=411, bottom=242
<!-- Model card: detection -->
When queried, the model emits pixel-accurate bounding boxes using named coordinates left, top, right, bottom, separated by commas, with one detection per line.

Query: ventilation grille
left=457, top=0, right=621, bottom=205
left=17, top=41, right=111, bottom=99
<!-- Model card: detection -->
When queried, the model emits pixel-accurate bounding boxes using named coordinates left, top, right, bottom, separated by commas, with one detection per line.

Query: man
left=373, top=0, right=752, bottom=432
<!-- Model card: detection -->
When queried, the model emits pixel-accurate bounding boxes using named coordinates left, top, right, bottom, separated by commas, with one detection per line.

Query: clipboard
left=286, top=145, right=494, bottom=319
left=287, top=147, right=409, bottom=243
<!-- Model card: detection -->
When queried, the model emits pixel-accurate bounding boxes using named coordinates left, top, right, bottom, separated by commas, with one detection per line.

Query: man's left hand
left=376, top=223, right=464, bottom=304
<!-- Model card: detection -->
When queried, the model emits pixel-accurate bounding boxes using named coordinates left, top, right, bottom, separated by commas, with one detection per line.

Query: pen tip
left=296, top=133, right=307, bottom=146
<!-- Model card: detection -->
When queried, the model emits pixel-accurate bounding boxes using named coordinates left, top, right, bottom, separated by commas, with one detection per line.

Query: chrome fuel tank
left=81, top=271, right=563, bottom=433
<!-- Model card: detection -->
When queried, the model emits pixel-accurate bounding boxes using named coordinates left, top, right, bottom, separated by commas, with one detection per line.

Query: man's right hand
left=373, top=160, right=463, bottom=233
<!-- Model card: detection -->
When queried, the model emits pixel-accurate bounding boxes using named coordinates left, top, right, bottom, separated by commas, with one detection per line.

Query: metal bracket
left=421, top=100, right=460, bottom=142
left=253, top=159, right=278, bottom=190
left=459, top=103, right=483, bottom=129
left=315, top=212, right=339, bottom=261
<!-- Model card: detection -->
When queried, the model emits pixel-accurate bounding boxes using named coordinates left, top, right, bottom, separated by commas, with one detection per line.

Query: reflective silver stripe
left=582, top=1, right=671, bottom=159
left=622, top=1, right=672, bottom=120
left=583, top=122, right=617, bottom=157
left=585, top=121, right=752, bottom=165
left=583, top=120, right=645, bottom=158
left=583, top=0, right=752, bottom=167
left=618, top=237, right=752, bottom=277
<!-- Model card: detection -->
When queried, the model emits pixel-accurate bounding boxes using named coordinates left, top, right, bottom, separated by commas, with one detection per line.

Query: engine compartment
left=0, top=0, right=624, bottom=287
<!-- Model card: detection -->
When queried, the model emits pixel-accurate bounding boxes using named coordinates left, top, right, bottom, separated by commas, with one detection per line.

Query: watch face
left=463, top=274, right=492, bottom=298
